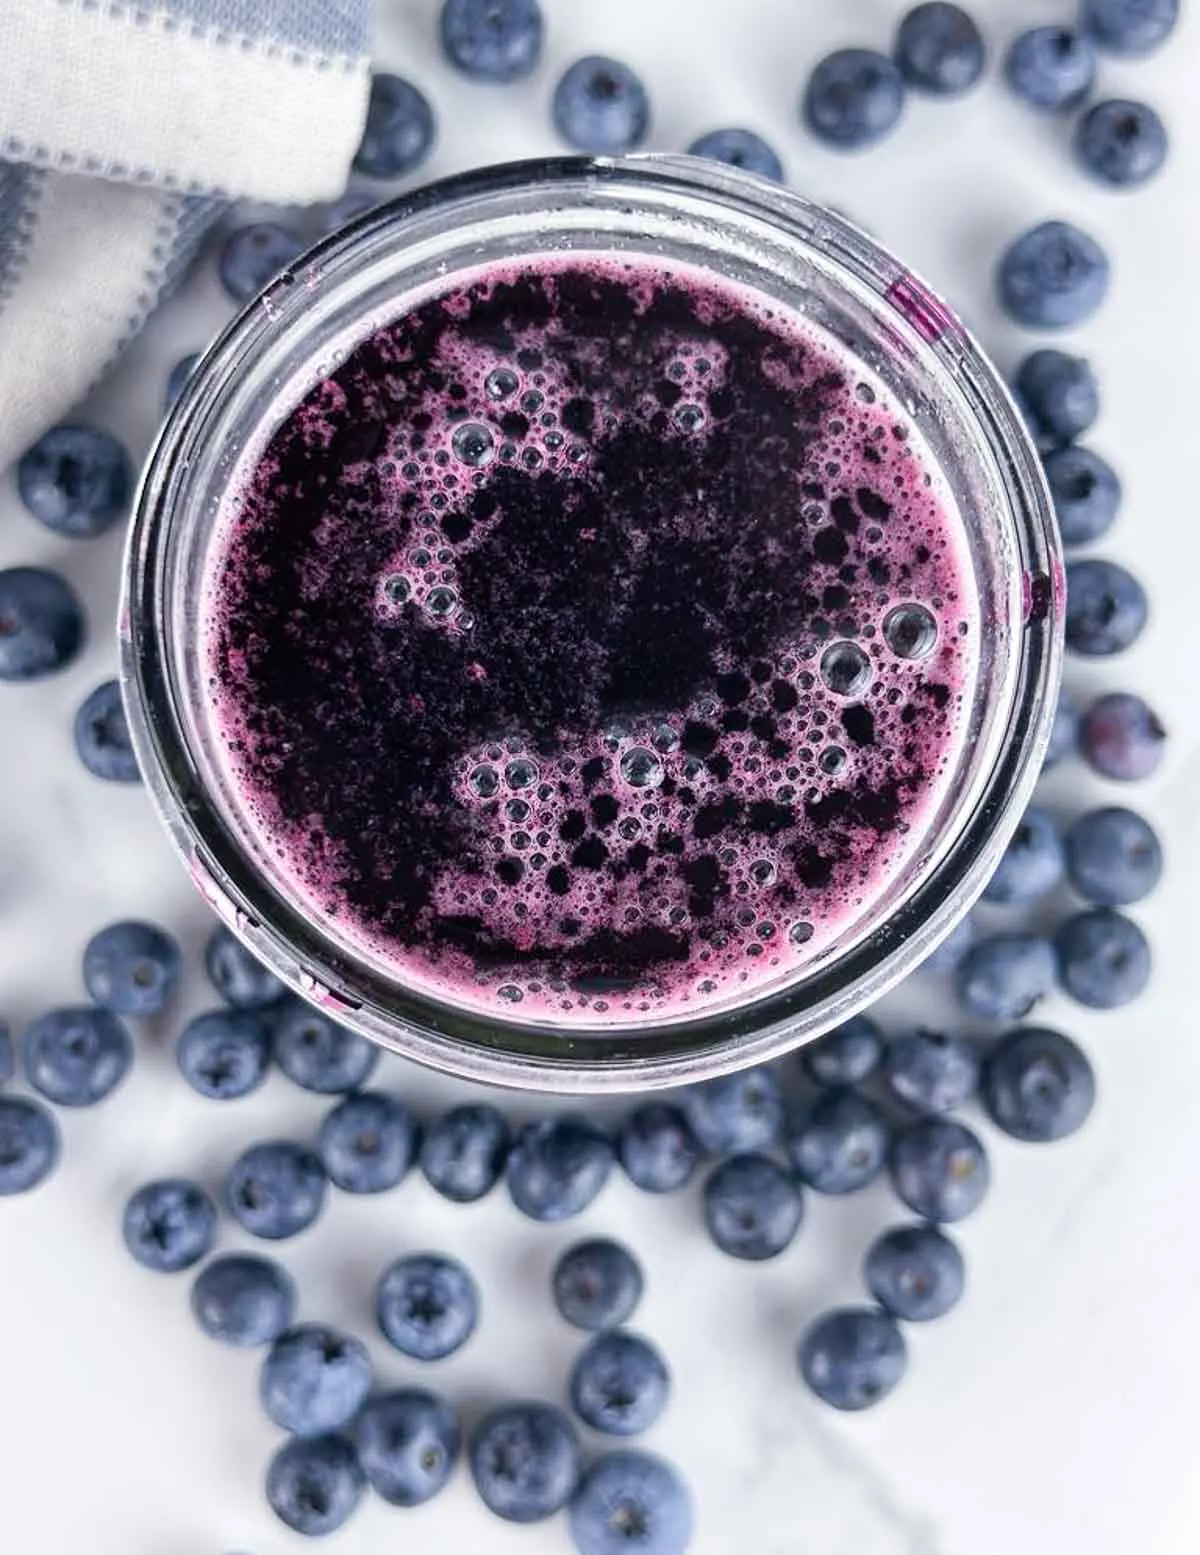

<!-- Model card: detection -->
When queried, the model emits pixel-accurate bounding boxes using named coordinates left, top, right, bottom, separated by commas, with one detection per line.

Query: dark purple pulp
left=204, top=256, right=977, bottom=1023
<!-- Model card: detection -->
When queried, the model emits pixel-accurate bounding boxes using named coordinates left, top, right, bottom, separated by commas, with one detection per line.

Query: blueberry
left=889, top=1117, right=990, bottom=1222
left=0, top=1023, right=13, bottom=1086
left=260, top=1322, right=373, bottom=1435
left=204, top=924, right=286, bottom=1010
left=17, top=424, right=133, bottom=538
left=703, top=1153, right=804, bottom=1260
left=1065, top=806, right=1162, bottom=905
left=801, top=1014, right=884, bottom=1086
left=996, top=220, right=1110, bottom=329
left=353, top=72, right=436, bottom=178
left=786, top=1089, right=889, bottom=1194
left=218, top=222, right=304, bottom=305
left=569, top=1449, right=694, bottom=1555
left=122, top=1178, right=217, bottom=1273
left=956, top=933, right=1057, bottom=1020
left=1081, top=0, right=1179, bottom=55
left=177, top=1009, right=272, bottom=1100
left=272, top=998, right=378, bottom=1094
left=919, top=912, right=977, bottom=974
left=83, top=920, right=181, bottom=1016
left=0, top=1096, right=60, bottom=1194
left=420, top=1102, right=510, bottom=1201
left=22, top=1006, right=132, bottom=1106
left=1044, top=446, right=1122, bottom=547
left=1015, top=350, right=1099, bottom=447
left=1079, top=691, right=1166, bottom=780
left=569, top=1331, right=670, bottom=1437
left=226, top=1140, right=326, bottom=1240
left=319, top=1090, right=418, bottom=1193
left=506, top=1115, right=613, bottom=1222
left=1003, top=27, right=1095, bottom=113
left=616, top=1102, right=700, bottom=1193
left=982, top=806, right=1065, bottom=905
left=553, top=1238, right=644, bottom=1331
left=883, top=1030, right=979, bottom=1114
left=470, top=1402, right=581, bottom=1523
left=1043, top=686, right=1081, bottom=770
left=802, top=49, right=906, bottom=150
left=894, top=4, right=986, bottom=96
left=377, top=1252, right=479, bottom=1361
left=1065, top=558, right=1147, bottom=656
left=439, top=0, right=543, bottom=83
left=552, top=56, right=651, bottom=154
left=681, top=1066, right=783, bottom=1153
left=265, top=1433, right=364, bottom=1536
left=981, top=1026, right=1096, bottom=1141
left=354, top=1388, right=461, bottom=1506
left=191, top=1253, right=296, bottom=1346
left=798, top=1307, right=907, bottom=1411
left=0, top=567, right=85, bottom=681
left=864, top=1225, right=965, bottom=1321
left=164, top=352, right=199, bottom=411
left=1075, top=98, right=1168, bottom=188
left=686, top=128, right=783, bottom=181
left=1055, top=907, right=1151, bottom=1009
left=74, top=680, right=139, bottom=782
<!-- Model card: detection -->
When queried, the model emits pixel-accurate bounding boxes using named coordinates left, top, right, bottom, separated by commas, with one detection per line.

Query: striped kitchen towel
left=0, top=0, right=372, bottom=470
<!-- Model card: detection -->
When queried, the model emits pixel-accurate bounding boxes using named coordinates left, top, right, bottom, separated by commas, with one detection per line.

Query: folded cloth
left=0, top=0, right=372, bottom=469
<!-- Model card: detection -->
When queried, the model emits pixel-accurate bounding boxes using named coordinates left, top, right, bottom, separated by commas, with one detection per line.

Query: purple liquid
left=203, top=255, right=978, bottom=1023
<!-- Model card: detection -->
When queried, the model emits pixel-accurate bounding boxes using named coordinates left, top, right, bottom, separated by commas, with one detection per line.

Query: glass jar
left=121, top=155, right=1061, bottom=1093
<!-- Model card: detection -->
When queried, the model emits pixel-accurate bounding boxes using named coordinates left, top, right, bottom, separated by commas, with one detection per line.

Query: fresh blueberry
left=0, top=1096, right=60, bottom=1194
left=1065, top=806, right=1162, bottom=905
left=889, top=1117, right=990, bottom=1222
left=22, top=1006, right=132, bottom=1106
left=0, top=1023, right=13, bottom=1086
left=265, top=1433, right=365, bottom=1536
left=1043, top=686, right=1081, bottom=770
left=569, top=1331, right=670, bottom=1437
left=703, top=1153, right=804, bottom=1260
left=1004, top=27, right=1095, bottom=112
left=1079, top=691, right=1166, bottom=780
left=1075, top=98, right=1168, bottom=188
left=420, top=1102, right=509, bottom=1202
left=883, top=1030, right=978, bottom=1114
left=569, top=1449, right=694, bottom=1555
left=177, top=1009, right=272, bottom=1100
left=616, top=1102, right=700, bottom=1193
left=17, top=424, right=133, bottom=538
left=864, top=1225, right=966, bottom=1321
left=553, top=56, right=651, bottom=154
left=439, top=0, right=543, bottom=83
left=687, top=127, right=783, bottom=181
left=982, top=806, right=1065, bottom=905
left=981, top=1025, right=1095, bottom=1141
left=506, top=1115, right=614, bottom=1222
left=1044, top=446, right=1121, bottom=547
left=122, top=1178, right=217, bottom=1273
left=272, top=998, right=377, bottom=1094
left=894, top=4, right=987, bottom=96
left=803, top=49, right=906, bottom=150
left=798, top=1307, right=907, bottom=1411
left=553, top=1238, right=644, bottom=1332
left=996, top=220, right=1110, bottom=329
left=354, top=1388, right=461, bottom=1506
left=0, top=567, right=85, bottom=682
left=470, top=1402, right=581, bottom=1523
left=353, top=72, right=436, bottom=178
left=191, top=1253, right=296, bottom=1346
left=1015, top=350, right=1099, bottom=447
left=786, top=1089, right=889, bottom=1193
left=919, top=912, right=977, bottom=974
left=164, top=352, right=199, bottom=411
left=226, top=1140, right=326, bottom=1240
left=1065, top=558, right=1147, bottom=656
left=260, top=1322, right=373, bottom=1435
left=74, top=680, right=139, bottom=783
left=801, top=1014, right=884, bottom=1086
left=377, top=1252, right=479, bottom=1361
left=83, top=920, right=181, bottom=1016
left=681, top=1066, right=783, bottom=1154
left=1055, top=907, right=1151, bottom=1009
left=956, top=933, right=1056, bottom=1020
left=218, top=222, right=304, bottom=305
left=204, top=924, right=286, bottom=1010
left=319, top=1090, right=418, bottom=1193
left=1081, top=0, right=1179, bottom=55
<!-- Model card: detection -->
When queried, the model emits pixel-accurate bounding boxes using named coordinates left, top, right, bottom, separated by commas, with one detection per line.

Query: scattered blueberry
left=982, top=806, right=1065, bottom=905
left=1015, top=350, right=1099, bottom=447
left=265, top=1432, right=365, bottom=1536
left=552, top=56, right=651, bottom=154
left=686, top=127, right=783, bottom=180
left=74, top=680, right=139, bottom=783
left=1065, top=806, right=1162, bottom=905
left=122, top=1178, right=217, bottom=1273
left=420, top=1102, right=510, bottom=1202
left=226, top=1141, right=327, bottom=1240
left=1043, top=686, right=1081, bottom=770
left=553, top=1238, right=644, bottom=1331
left=569, top=1449, right=694, bottom=1555
left=681, top=1066, right=783, bottom=1154
left=919, top=912, right=977, bottom=974
left=83, top=920, right=181, bottom=1016
left=1075, top=98, right=1168, bottom=188
left=1044, top=446, right=1122, bottom=547
left=616, top=1102, right=701, bottom=1193
left=889, top=1117, right=990, bottom=1222
left=801, top=1014, right=884, bottom=1086
left=570, top=1331, right=670, bottom=1437
left=1055, top=907, right=1151, bottom=1009
left=272, top=999, right=378, bottom=1094
left=981, top=1026, right=1096, bottom=1141
left=0, top=1096, right=60, bottom=1194
left=0, top=1023, right=13, bottom=1086
left=191, top=1253, right=297, bottom=1346
left=319, top=1090, right=418, bottom=1194
left=377, top=1252, right=479, bottom=1361
left=956, top=933, right=1057, bottom=1020
left=506, top=1115, right=614, bottom=1222
left=470, top=1402, right=581, bottom=1523
left=439, top=0, right=543, bottom=83
left=996, top=220, right=1110, bottom=329
left=786, top=1089, right=889, bottom=1194
left=164, top=352, right=199, bottom=411
left=17, top=424, right=133, bottom=538
left=864, top=1225, right=966, bottom=1322
left=894, top=3, right=987, bottom=96
left=0, top=567, right=85, bottom=682
left=22, top=1006, right=132, bottom=1106
left=1004, top=27, right=1095, bottom=113
left=798, top=1307, right=907, bottom=1411
left=354, top=1388, right=461, bottom=1506
left=803, top=49, right=906, bottom=150
left=354, top=72, right=436, bottom=178
left=703, top=1153, right=804, bottom=1260
left=1079, top=691, right=1166, bottom=780
left=260, top=1322, right=373, bottom=1435
left=204, top=924, right=286, bottom=1010
left=1065, top=558, right=1148, bottom=656
left=883, top=1030, right=979, bottom=1114
left=218, top=222, right=305, bottom=305
left=1081, top=0, right=1179, bottom=56
left=177, top=1009, right=272, bottom=1100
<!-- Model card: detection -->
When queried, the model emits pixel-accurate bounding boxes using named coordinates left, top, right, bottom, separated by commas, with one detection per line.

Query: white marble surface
left=1, top=1, right=1198, bottom=1552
